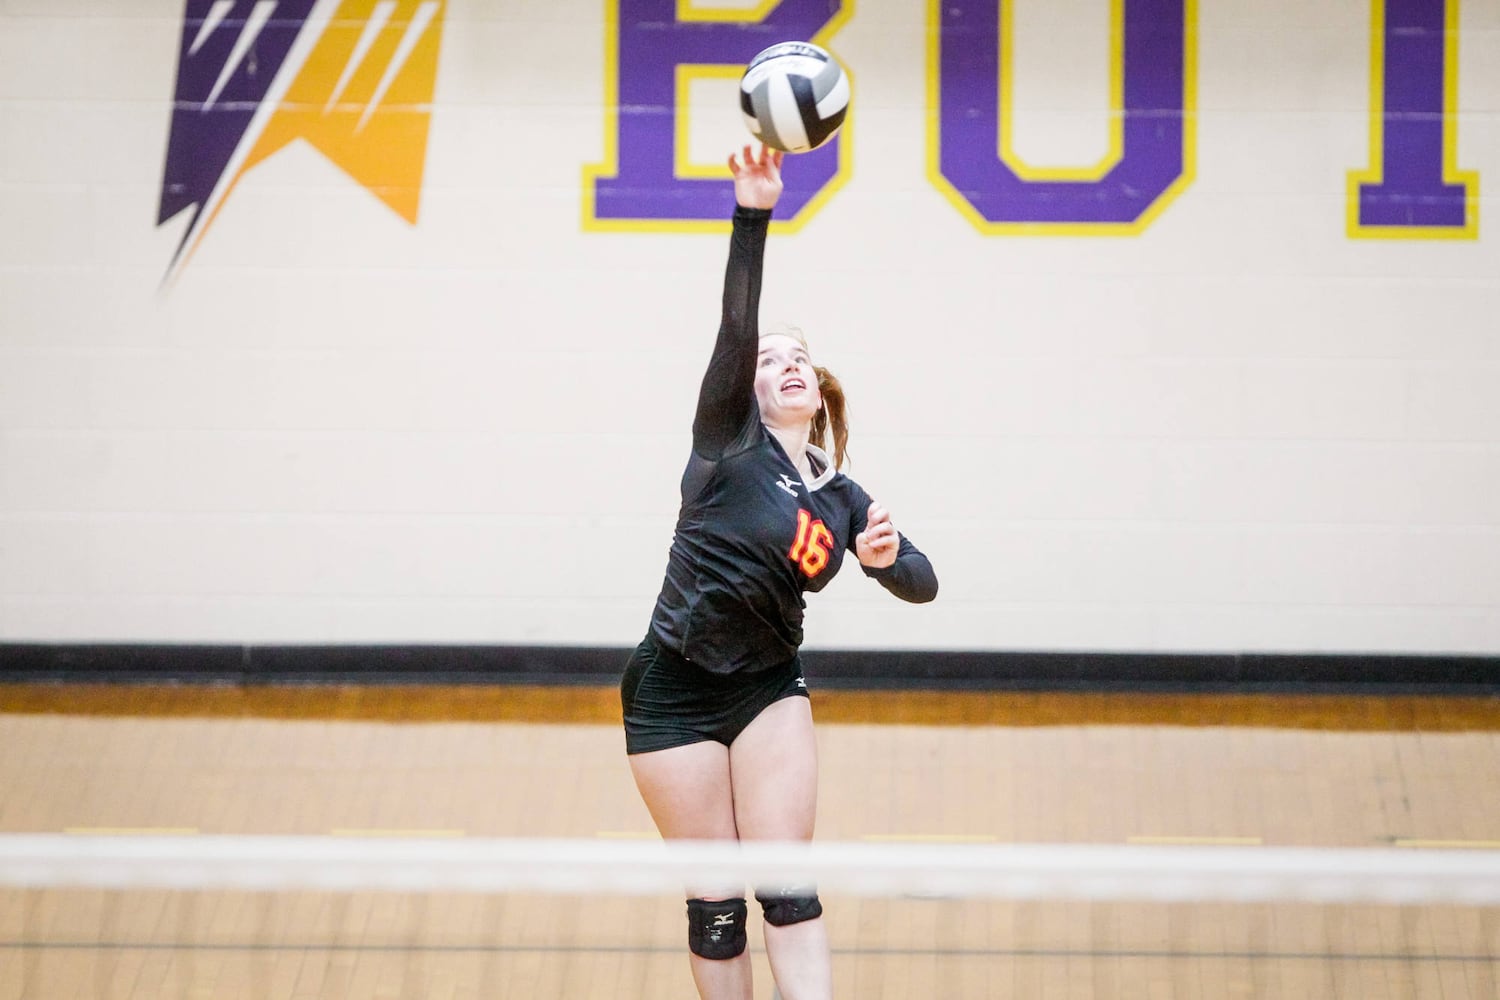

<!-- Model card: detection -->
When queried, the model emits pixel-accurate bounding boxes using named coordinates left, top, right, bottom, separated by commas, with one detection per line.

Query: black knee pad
left=686, top=897, right=748, bottom=960
left=755, top=886, right=823, bottom=927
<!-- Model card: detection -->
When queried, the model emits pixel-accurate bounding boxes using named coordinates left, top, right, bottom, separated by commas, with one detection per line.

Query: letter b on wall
left=587, top=0, right=849, bottom=228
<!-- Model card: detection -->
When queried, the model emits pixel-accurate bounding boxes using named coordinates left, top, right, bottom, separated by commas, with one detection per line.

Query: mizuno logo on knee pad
left=686, top=897, right=748, bottom=960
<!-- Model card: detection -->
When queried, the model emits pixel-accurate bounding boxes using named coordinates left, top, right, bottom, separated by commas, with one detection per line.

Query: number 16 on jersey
left=789, top=509, right=834, bottom=578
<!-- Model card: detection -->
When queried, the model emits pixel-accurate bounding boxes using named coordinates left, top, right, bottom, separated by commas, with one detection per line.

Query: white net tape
left=3, top=834, right=1499, bottom=905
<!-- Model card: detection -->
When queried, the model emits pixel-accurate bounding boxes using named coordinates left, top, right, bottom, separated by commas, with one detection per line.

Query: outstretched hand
left=728, top=143, right=784, bottom=210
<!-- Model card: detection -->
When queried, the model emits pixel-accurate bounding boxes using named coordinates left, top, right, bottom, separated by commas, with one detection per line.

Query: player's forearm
left=863, top=537, right=939, bottom=604
left=692, top=205, right=772, bottom=453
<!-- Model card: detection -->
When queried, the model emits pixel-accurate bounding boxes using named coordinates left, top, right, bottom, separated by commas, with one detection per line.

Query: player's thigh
left=629, top=739, right=738, bottom=840
left=727, top=696, right=818, bottom=841
left=630, top=740, right=741, bottom=899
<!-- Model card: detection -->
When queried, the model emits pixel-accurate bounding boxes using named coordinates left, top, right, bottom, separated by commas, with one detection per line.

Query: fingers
left=757, top=144, right=782, bottom=169
left=862, top=501, right=898, bottom=549
left=729, top=144, right=754, bottom=176
left=728, top=144, right=783, bottom=176
left=730, top=143, right=784, bottom=210
left=856, top=503, right=899, bottom=569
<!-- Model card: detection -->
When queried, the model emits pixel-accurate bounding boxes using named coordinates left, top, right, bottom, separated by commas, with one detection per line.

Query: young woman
left=620, top=144, right=938, bottom=1000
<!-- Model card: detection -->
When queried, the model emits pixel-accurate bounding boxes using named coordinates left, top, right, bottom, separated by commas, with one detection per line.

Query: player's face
left=755, top=334, right=821, bottom=425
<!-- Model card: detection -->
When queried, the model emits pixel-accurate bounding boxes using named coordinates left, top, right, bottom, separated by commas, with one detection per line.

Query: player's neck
left=767, top=423, right=813, bottom=479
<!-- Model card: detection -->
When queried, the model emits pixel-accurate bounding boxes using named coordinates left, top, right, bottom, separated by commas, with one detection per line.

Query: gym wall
left=1, top=0, right=1497, bottom=683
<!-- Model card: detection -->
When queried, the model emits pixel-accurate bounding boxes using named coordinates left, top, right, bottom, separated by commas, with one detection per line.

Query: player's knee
left=686, top=897, right=748, bottom=960
left=755, top=886, right=823, bottom=927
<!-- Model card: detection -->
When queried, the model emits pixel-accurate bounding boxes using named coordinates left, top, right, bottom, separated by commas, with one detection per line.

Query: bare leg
left=729, top=697, right=832, bottom=1000
left=629, top=741, right=751, bottom=1000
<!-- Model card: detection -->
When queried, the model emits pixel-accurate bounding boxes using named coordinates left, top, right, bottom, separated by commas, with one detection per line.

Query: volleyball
left=739, top=41, right=850, bottom=154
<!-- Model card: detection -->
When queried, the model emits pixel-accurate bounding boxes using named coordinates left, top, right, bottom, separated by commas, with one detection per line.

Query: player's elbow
left=899, top=575, right=938, bottom=604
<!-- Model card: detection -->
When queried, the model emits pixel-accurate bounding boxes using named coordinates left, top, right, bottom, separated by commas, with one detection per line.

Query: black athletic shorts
left=621, top=632, right=810, bottom=755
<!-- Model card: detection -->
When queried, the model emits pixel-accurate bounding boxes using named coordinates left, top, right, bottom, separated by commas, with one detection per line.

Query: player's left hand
left=856, top=501, right=899, bottom=570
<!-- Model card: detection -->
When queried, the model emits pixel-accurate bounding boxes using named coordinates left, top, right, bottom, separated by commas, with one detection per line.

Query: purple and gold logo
left=158, top=0, right=446, bottom=279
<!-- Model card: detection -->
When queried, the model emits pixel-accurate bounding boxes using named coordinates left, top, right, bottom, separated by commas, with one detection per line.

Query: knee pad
left=755, top=886, right=823, bottom=927
left=686, top=897, right=748, bottom=960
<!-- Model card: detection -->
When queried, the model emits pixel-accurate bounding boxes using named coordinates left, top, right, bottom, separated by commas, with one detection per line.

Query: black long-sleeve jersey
left=648, top=205, right=938, bottom=675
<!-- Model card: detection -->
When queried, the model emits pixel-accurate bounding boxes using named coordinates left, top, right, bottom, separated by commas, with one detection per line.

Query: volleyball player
left=620, top=144, right=938, bottom=1000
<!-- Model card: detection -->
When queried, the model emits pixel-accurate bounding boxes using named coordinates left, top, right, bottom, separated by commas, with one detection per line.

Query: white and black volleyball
left=739, top=41, right=850, bottom=154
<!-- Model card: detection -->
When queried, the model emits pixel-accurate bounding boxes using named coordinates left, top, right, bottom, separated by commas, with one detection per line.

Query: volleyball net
left=6, top=833, right=1500, bottom=904
left=3, top=832, right=1498, bottom=999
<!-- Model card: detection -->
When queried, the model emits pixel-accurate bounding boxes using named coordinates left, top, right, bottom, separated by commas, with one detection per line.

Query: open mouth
left=780, top=378, right=806, bottom=392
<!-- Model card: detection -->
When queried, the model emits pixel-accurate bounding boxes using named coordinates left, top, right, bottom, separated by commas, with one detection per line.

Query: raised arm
left=690, top=145, right=784, bottom=459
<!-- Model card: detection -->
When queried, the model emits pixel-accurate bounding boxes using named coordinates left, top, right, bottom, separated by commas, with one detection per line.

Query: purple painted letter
left=937, top=0, right=1190, bottom=228
left=1355, top=0, right=1471, bottom=231
left=593, top=0, right=845, bottom=223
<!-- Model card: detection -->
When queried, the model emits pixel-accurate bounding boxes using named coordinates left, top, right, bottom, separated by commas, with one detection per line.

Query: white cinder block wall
left=1, top=0, right=1497, bottom=654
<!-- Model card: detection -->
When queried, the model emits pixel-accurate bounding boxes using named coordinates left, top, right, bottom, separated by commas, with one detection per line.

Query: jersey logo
left=775, top=474, right=801, bottom=497
left=788, top=509, right=834, bottom=579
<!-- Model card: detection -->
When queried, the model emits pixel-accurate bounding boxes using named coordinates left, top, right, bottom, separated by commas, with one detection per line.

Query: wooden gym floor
left=1, top=683, right=1498, bottom=999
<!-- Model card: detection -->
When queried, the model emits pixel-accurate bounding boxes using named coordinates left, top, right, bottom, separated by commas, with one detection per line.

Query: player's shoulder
left=811, top=467, right=868, bottom=506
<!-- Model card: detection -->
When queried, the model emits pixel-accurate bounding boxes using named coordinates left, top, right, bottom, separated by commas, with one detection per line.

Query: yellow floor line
left=1395, top=838, right=1500, bottom=849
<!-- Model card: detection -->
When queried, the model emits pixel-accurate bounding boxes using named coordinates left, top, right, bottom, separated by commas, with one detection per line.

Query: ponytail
left=812, top=366, right=849, bottom=471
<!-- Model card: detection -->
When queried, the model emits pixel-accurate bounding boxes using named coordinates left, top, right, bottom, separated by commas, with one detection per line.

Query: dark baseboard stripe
left=1, top=643, right=1498, bottom=693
